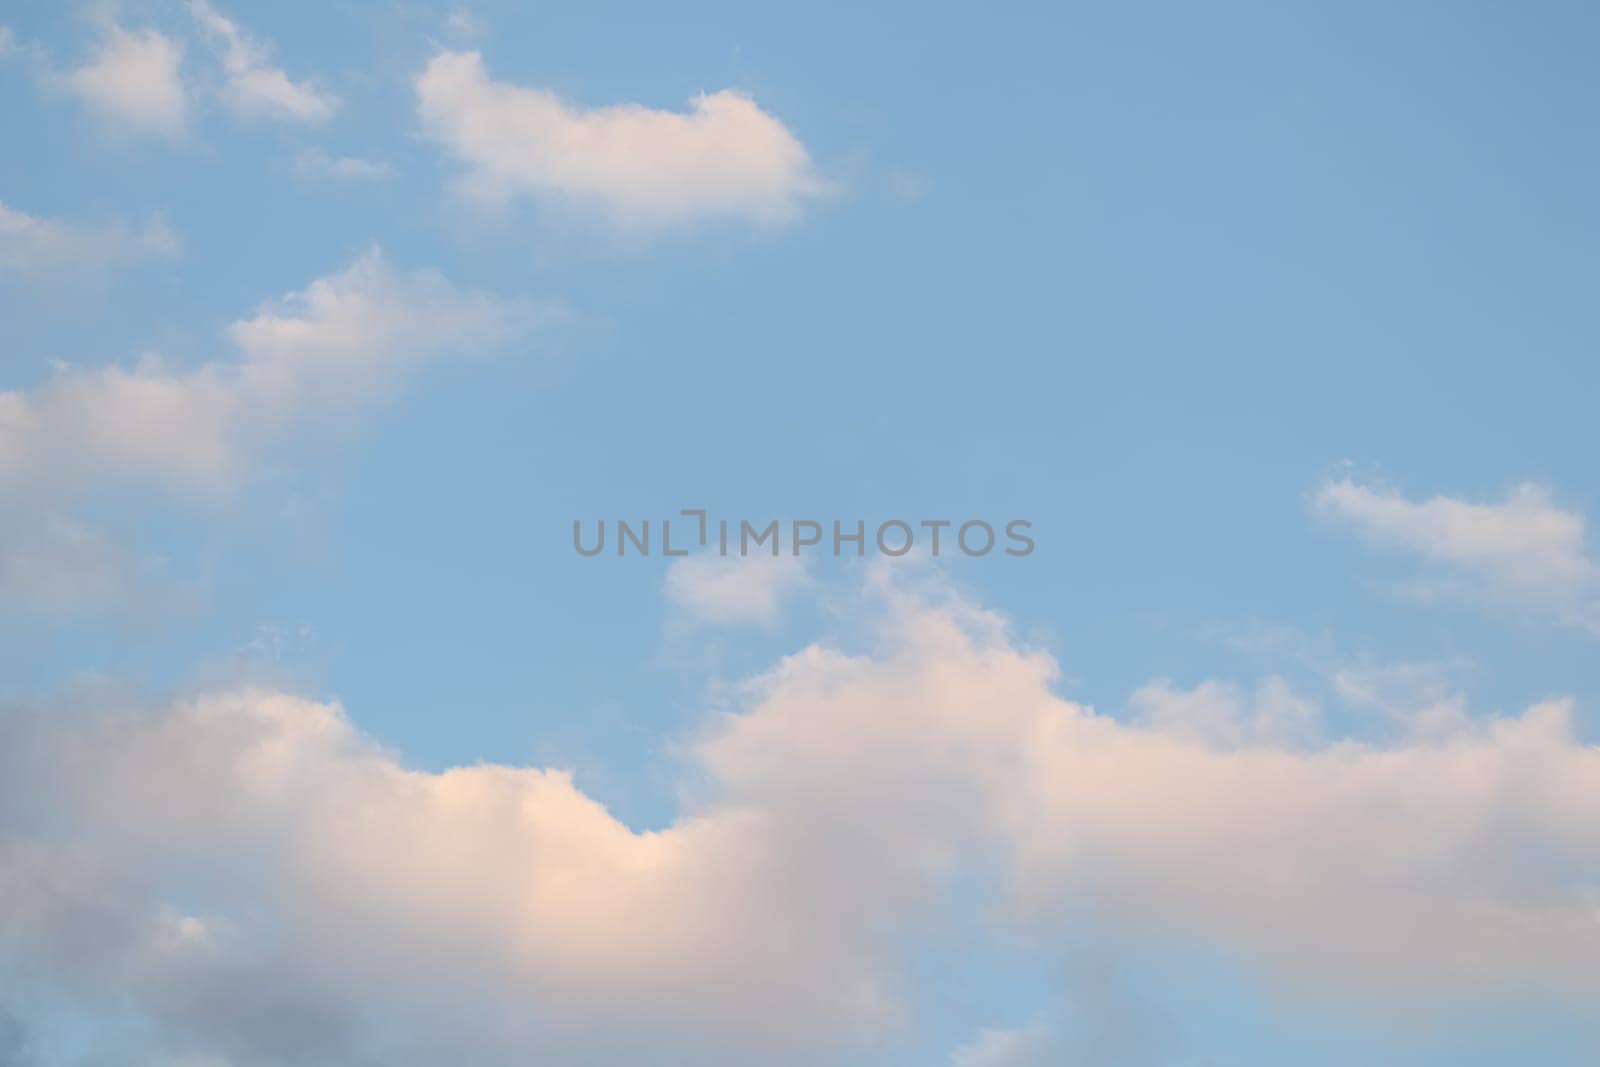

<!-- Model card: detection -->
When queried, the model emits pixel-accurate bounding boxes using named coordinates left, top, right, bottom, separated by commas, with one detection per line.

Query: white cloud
left=948, top=970, right=1172, bottom=1067
left=665, top=553, right=810, bottom=625
left=1129, top=675, right=1319, bottom=749
left=704, top=582, right=1600, bottom=1006
left=415, top=50, right=828, bottom=228
left=1331, top=658, right=1474, bottom=739
left=64, top=19, right=189, bottom=140
left=2, top=579, right=1596, bottom=1062
left=0, top=200, right=178, bottom=279
left=888, top=170, right=930, bottom=203
left=0, top=250, right=533, bottom=617
left=0, top=688, right=890, bottom=1064
left=189, top=0, right=337, bottom=124
left=290, top=148, right=394, bottom=183
left=950, top=1022, right=1057, bottom=1067
left=57, top=5, right=333, bottom=138
left=0, top=248, right=529, bottom=497
left=1317, top=478, right=1600, bottom=633
left=444, top=8, right=487, bottom=43
left=0, top=508, right=147, bottom=617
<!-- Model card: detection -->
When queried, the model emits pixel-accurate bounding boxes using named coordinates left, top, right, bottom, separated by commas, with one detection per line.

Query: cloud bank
left=2, top=580, right=1594, bottom=1063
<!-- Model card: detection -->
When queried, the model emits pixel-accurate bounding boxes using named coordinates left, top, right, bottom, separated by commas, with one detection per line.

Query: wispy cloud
left=950, top=1020, right=1058, bottom=1067
left=665, top=553, right=810, bottom=626
left=290, top=148, right=395, bottom=183
left=0, top=248, right=529, bottom=496
left=1129, top=675, right=1320, bottom=749
left=0, top=250, right=539, bottom=618
left=0, top=507, right=153, bottom=617
left=443, top=7, right=487, bottom=44
left=188, top=0, right=338, bottom=123
left=0, top=200, right=178, bottom=279
left=1316, top=478, right=1600, bottom=634
left=55, top=5, right=336, bottom=139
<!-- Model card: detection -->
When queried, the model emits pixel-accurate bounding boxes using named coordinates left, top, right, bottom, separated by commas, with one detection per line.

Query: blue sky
left=1, top=2, right=1598, bottom=1064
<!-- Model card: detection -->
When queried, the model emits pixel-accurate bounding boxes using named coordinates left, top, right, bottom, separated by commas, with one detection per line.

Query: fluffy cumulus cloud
left=188, top=0, right=338, bottom=123
left=63, top=18, right=189, bottom=139
left=1317, top=478, right=1600, bottom=634
left=2, top=578, right=1595, bottom=1063
left=415, top=50, right=828, bottom=228
left=0, top=200, right=178, bottom=279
